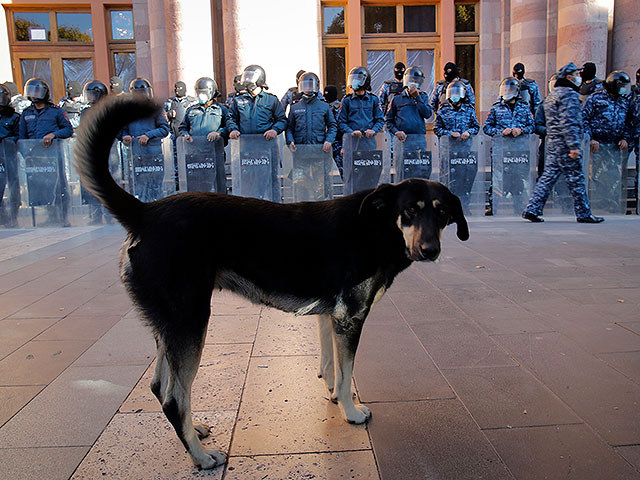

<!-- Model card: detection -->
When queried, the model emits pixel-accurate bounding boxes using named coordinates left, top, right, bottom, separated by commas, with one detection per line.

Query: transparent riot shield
left=342, top=133, right=391, bottom=195
left=129, top=138, right=174, bottom=202
left=393, top=134, right=437, bottom=182
left=17, top=139, right=69, bottom=227
left=0, top=140, right=19, bottom=227
left=438, top=135, right=486, bottom=215
left=281, top=144, right=333, bottom=202
left=230, top=134, right=282, bottom=202
left=543, top=135, right=589, bottom=215
left=587, top=142, right=630, bottom=214
left=176, top=135, right=226, bottom=193
left=491, top=134, right=538, bottom=215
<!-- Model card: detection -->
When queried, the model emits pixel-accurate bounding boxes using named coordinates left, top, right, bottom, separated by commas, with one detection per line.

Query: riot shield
left=176, top=135, right=226, bottom=193
left=17, top=139, right=69, bottom=226
left=587, top=142, right=630, bottom=214
left=281, top=144, right=333, bottom=202
left=543, top=135, right=589, bottom=215
left=0, top=140, right=19, bottom=227
left=438, top=135, right=486, bottom=215
left=491, top=134, right=538, bottom=215
left=393, top=134, right=437, bottom=182
left=129, top=138, right=174, bottom=202
left=230, top=134, right=282, bottom=202
left=342, top=133, right=391, bottom=195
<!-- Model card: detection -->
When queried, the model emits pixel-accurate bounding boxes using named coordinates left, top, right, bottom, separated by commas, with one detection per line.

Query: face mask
left=407, top=82, right=420, bottom=90
left=450, top=95, right=461, bottom=104
left=394, top=70, right=404, bottom=81
left=619, top=86, right=631, bottom=96
left=198, top=93, right=209, bottom=104
left=569, top=75, right=582, bottom=87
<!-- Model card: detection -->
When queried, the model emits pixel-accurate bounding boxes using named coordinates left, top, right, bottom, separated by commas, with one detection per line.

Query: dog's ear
left=448, top=191, right=469, bottom=241
left=359, top=183, right=396, bottom=217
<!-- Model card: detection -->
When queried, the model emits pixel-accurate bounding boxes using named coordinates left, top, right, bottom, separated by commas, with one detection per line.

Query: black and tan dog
left=74, top=97, right=469, bottom=470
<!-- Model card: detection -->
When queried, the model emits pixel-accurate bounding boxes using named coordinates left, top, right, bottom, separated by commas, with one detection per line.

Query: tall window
left=322, top=4, right=347, bottom=97
left=107, top=9, right=136, bottom=91
left=454, top=2, right=479, bottom=94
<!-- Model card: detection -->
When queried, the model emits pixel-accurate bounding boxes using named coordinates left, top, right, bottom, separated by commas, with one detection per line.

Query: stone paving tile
left=618, top=321, right=640, bottom=335
left=72, top=410, right=234, bottom=480
left=470, top=308, right=555, bottom=336
left=0, top=364, right=148, bottom=448
left=211, top=290, right=261, bottom=316
left=388, top=289, right=466, bottom=321
left=597, top=351, right=640, bottom=384
left=34, top=315, right=122, bottom=342
left=495, top=332, right=640, bottom=446
left=231, top=355, right=370, bottom=456
left=0, top=339, right=94, bottom=386
left=252, top=308, right=319, bottom=356
left=0, top=446, right=90, bottom=480
left=0, top=317, right=59, bottom=359
left=121, top=344, right=251, bottom=414
left=616, top=446, right=640, bottom=472
left=484, top=424, right=640, bottom=480
left=554, top=321, right=640, bottom=354
left=443, top=366, right=581, bottom=429
left=225, top=451, right=380, bottom=480
left=354, top=322, right=454, bottom=402
left=0, top=294, right=42, bottom=320
left=66, top=290, right=132, bottom=317
left=367, top=399, right=514, bottom=480
left=205, top=314, right=260, bottom=344
left=557, top=287, right=640, bottom=306
left=0, top=385, right=43, bottom=427
left=411, top=318, right=518, bottom=369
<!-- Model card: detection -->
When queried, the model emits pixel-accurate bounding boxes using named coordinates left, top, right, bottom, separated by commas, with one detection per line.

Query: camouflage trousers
left=524, top=154, right=592, bottom=218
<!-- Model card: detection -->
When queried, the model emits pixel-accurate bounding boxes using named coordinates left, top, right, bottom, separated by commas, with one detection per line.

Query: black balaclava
left=444, top=62, right=458, bottom=82
left=513, top=62, right=525, bottom=80
left=394, top=62, right=406, bottom=81
left=174, top=81, right=186, bottom=97
left=110, top=76, right=123, bottom=94
left=582, top=63, right=597, bottom=82
left=66, top=81, right=82, bottom=99
left=323, top=85, right=338, bottom=103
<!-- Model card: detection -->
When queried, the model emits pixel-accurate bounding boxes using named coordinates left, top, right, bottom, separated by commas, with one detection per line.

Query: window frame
left=9, top=7, right=94, bottom=46
left=361, top=2, right=440, bottom=39
left=106, top=8, right=135, bottom=43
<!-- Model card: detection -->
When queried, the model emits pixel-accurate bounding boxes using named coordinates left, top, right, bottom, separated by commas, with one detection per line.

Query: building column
left=611, top=0, right=640, bottom=75
left=479, top=0, right=505, bottom=121
left=510, top=0, right=547, bottom=88
left=347, top=0, right=361, bottom=70
left=147, top=0, right=169, bottom=99
left=557, top=0, right=610, bottom=76
left=440, top=0, right=455, bottom=70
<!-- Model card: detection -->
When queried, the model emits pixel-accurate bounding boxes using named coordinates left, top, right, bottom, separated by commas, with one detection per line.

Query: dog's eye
left=438, top=207, right=447, bottom=216
left=406, top=206, right=417, bottom=215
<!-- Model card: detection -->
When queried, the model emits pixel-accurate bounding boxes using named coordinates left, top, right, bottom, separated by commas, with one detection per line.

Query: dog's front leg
left=317, top=314, right=335, bottom=395
left=331, top=316, right=371, bottom=424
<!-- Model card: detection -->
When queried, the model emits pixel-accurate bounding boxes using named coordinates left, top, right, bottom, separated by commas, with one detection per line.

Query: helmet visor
left=500, top=83, right=519, bottom=101
left=348, top=72, right=367, bottom=90
left=196, top=88, right=213, bottom=104
left=403, top=74, right=424, bottom=89
left=25, top=83, right=47, bottom=100
left=446, top=84, right=465, bottom=103
left=298, top=77, right=319, bottom=95
left=241, top=70, right=262, bottom=87
left=84, top=89, right=103, bottom=104
left=618, top=81, right=631, bottom=96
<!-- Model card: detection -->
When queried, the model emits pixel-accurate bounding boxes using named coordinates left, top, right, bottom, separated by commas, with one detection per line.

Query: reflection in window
left=114, top=52, right=137, bottom=92
left=364, top=7, right=396, bottom=34
left=324, top=7, right=344, bottom=35
left=325, top=47, right=346, bottom=97
left=21, top=59, right=53, bottom=89
left=404, top=6, right=436, bottom=33
left=14, top=12, right=50, bottom=41
left=110, top=11, right=134, bottom=40
left=455, top=44, right=476, bottom=91
left=455, top=5, right=476, bottom=33
left=57, top=13, right=93, bottom=42
left=367, top=50, right=395, bottom=98
left=407, top=49, right=436, bottom=97
left=63, top=58, right=94, bottom=89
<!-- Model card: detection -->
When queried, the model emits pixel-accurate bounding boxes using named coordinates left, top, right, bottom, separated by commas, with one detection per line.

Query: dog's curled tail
left=74, top=96, right=160, bottom=233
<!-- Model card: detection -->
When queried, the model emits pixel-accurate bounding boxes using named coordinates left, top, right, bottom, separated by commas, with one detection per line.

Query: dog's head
left=359, top=179, right=469, bottom=261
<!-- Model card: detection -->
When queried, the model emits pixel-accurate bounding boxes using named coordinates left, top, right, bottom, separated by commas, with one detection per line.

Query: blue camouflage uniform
left=286, top=96, right=337, bottom=145
left=534, top=103, right=547, bottom=178
left=519, top=78, right=542, bottom=114
left=228, top=90, right=287, bottom=135
left=524, top=82, right=594, bottom=219
left=179, top=102, right=229, bottom=139
left=433, top=101, right=479, bottom=137
left=430, top=79, right=475, bottom=114
left=483, top=99, right=535, bottom=136
left=19, top=103, right=73, bottom=140
left=582, top=89, right=633, bottom=145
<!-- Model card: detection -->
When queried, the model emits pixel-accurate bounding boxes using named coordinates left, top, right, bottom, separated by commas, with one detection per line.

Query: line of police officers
left=1, top=60, right=639, bottom=226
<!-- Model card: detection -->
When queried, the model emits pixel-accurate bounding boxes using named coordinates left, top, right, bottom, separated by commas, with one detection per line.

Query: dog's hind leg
left=150, top=336, right=169, bottom=405
left=317, top=314, right=335, bottom=396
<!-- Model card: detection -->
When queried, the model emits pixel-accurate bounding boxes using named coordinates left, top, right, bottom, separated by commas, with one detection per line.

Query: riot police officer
left=433, top=80, right=480, bottom=139
left=58, top=81, right=84, bottom=130
left=0, top=83, right=21, bottom=226
left=121, top=78, right=170, bottom=146
left=281, top=70, right=306, bottom=114
left=483, top=77, right=534, bottom=137
left=180, top=77, right=229, bottom=143
left=523, top=62, right=604, bottom=223
left=513, top=63, right=542, bottom=115
left=579, top=62, right=603, bottom=104
left=82, top=80, right=108, bottom=107
left=338, top=67, right=384, bottom=143
left=286, top=72, right=336, bottom=153
left=109, top=76, right=124, bottom=96
left=431, top=62, right=475, bottom=113
left=385, top=66, right=432, bottom=144
left=164, top=81, right=196, bottom=139
left=3, top=81, right=31, bottom=114
left=533, top=74, right=557, bottom=179
left=225, top=75, right=244, bottom=108
left=323, top=85, right=344, bottom=176
left=378, top=62, right=405, bottom=113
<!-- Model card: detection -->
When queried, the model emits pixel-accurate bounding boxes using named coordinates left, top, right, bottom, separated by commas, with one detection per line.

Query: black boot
left=577, top=215, right=605, bottom=223
left=522, top=211, right=544, bottom=223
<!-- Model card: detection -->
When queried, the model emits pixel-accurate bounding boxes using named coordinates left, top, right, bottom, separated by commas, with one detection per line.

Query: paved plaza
left=0, top=217, right=639, bottom=479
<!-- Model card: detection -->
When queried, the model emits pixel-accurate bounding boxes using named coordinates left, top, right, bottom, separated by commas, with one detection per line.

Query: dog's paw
left=346, top=404, right=372, bottom=424
left=194, top=449, right=227, bottom=470
left=205, top=449, right=227, bottom=466
left=193, top=421, right=211, bottom=439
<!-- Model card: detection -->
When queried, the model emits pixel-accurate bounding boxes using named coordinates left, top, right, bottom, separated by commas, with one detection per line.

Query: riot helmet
left=499, top=77, right=520, bottom=102
left=445, top=80, right=466, bottom=106
left=403, top=66, right=425, bottom=90
left=295, top=69, right=306, bottom=83
left=110, top=76, right=123, bottom=94
left=323, top=85, right=338, bottom=103
left=66, top=81, right=82, bottom=99
left=83, top=80, right=108, bottom=105
left=0, top=84, right=11, bottom=107
left=194, top=77, right=217, bottom=104
left=394, top=62, right=406, bottom=81
left=297, top=72, right=320, bottom=99
left=241, top=65, right=267, bottom=93
left=129, top=78, right=153, bottom=98
left=174, top=81, right=187, bottom=97
left=581, top=62, right=597, bottom=82
left=347, top=66, right=371, bottom=92
left=548, top=73, right=557, bottom=93
left=512, top=62, right=525, bottom=80
left=443, top=62, right=458, bottom=82
left=233, top=75, right=243, bottom=94
left=24, top=78, right=50, bottom=103
left=3, top=82, right=18, bottom=98
left=604, top=71, right=631, bottom=97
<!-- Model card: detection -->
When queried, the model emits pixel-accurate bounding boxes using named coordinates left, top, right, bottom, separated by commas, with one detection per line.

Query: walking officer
left=522, top=62, right=604, bottom=223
